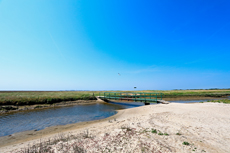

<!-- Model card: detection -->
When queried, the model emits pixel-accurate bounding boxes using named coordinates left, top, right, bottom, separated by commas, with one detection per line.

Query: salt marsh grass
left=0, top=89, right=229, bottom=106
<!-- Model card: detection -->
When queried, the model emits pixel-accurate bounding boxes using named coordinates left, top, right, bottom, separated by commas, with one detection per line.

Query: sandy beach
left=1, top=102, right=230, bottom=153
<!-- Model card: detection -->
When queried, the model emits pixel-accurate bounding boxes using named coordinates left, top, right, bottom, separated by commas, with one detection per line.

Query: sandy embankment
left=1, top=102, right=230, bottom=153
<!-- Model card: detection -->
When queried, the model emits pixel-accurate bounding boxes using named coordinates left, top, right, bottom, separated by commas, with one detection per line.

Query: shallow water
left=0, top=102, right=138, bottom=137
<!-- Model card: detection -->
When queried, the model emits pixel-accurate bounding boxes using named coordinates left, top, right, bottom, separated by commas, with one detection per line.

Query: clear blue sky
left=0, top=0, right=229, bottom=90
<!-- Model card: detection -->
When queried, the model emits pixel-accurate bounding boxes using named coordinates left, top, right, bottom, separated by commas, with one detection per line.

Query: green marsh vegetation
left=0, top=91, right=97, bottom=106
left=105, top=89, right=230, bottom=98
left=0, top=89, right=229, bottom=106
left=139, top=89, right=230, bottom=98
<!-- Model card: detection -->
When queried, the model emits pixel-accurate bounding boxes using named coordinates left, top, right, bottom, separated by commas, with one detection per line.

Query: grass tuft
left=182, top=141, right=190, bottom=145
left=176, top=132, right=181, bottom=135
left=158, top=132, right=163, bottom=135
left=151, top=129, right=157, bottom=134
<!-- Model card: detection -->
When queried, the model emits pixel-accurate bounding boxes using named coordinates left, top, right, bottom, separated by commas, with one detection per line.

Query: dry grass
left=15, top=127, right=167, bottom=153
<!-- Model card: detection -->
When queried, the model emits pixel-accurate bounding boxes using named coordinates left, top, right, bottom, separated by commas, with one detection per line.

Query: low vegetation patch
left=202, top=149, right=206, bottom=152
left=176, top=132, right=181, bottom=135
left=158, top=132, right=164, bottom=135
left=183, top=141, right=190, bottom=145
left=9, top=127, right=203, bottom=153
left=207, top=99, right=230, bottom=104
left=17, top=128, right=172, bottom=153
left=151, top=129, right=157, bottom=134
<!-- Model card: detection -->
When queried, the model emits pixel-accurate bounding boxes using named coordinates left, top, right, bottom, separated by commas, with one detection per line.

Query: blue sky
left=0, top=0, right=229, bottom=90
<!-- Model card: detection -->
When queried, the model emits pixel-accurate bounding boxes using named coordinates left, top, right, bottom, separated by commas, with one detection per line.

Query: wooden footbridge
left=96, top=92, right=169, bottom=105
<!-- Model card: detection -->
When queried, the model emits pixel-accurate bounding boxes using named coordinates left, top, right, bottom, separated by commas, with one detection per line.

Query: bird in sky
left=118, top=73, right=121, bottom=76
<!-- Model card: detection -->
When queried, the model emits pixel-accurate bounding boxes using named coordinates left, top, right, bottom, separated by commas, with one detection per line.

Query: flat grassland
left=0, top=89, right=230, bottom=105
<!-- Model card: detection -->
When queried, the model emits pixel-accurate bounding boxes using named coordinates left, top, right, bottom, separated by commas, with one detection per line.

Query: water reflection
left=108, top=101, right=157, bottom=106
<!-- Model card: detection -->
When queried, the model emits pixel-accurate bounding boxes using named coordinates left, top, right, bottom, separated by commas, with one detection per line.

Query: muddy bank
left=0, top=100, right=99, bottom=114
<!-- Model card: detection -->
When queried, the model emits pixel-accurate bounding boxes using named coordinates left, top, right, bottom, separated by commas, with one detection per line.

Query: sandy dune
left=1, top=102, right=230, bottom=153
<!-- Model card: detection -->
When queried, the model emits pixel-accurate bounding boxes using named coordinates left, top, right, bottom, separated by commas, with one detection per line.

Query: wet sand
left=1, top=102, right=230, bottom=152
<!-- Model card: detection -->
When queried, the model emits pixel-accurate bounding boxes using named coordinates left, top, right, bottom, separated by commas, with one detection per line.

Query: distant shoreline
left=1, top=96, right=229, bottom=114
left=1, top=89, right=230, bottom=106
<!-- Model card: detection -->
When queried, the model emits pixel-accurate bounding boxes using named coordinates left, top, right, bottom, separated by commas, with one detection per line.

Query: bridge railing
left=99, top=92, right=163, bottom=102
